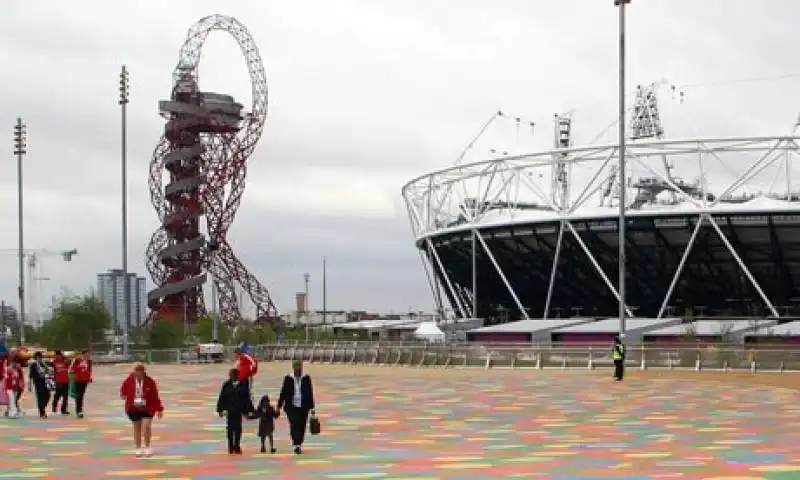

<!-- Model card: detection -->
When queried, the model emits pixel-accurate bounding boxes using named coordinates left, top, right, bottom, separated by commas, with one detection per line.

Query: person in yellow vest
left=612, top=336, right=626, bottom=381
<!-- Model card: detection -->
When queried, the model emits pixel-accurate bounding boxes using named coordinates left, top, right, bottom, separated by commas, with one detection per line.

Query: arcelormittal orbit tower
left=145, top=15, right=277, bottom=326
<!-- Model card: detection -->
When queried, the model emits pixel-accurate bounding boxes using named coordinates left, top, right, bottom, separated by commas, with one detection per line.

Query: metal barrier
left=257, top=342, right=800, bottom=373
left=104, top=342, right=800, bottom=373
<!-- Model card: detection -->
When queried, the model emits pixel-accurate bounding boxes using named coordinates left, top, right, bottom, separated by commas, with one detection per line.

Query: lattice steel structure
left=403, top=131, right=800, bottom=322
left=145, top=15, right=277, bottom=326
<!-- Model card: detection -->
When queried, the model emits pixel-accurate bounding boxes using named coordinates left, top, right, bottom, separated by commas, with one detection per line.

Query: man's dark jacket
left=216, top=380, right=253, bottom=417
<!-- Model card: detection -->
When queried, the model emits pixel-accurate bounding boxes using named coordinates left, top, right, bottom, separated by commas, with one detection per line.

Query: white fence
left=108, top=341, right=800, bottom=373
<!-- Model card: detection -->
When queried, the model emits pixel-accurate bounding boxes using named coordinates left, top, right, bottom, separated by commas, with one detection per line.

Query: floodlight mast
left=13, top=118, right=27, bottom=344
left=615, top=0, right=631, bottom=337
left=119, top=65, right=131, bottom=356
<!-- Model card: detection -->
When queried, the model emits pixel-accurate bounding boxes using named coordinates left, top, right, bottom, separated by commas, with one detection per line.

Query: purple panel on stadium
left=552, top=333, right=616, bottom=343
left=470, top=332, right=531, bottom=343
left=645, top=335, right=722, bottom=345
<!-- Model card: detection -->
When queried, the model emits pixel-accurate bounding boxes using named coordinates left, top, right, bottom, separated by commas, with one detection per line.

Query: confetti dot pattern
left=0, top=363, right=797, bottom=478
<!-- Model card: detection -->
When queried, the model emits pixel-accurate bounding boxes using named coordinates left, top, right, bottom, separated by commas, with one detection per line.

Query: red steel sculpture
left=145, top=15, right=277, bottom=326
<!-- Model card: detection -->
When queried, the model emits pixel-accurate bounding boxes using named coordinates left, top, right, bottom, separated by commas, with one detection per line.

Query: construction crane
left=0, top=248, right=78, bottom=328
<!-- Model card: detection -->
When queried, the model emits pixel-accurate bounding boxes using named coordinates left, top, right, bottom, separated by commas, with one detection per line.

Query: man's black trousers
left=74, top=382, right=88, bottom=414
left=34, top=385, right=51, bottom=416
left=614, top=359, right=625, bottom=380
left=226, top=415, right=243, bottom=451
left=285, top=405, right=310, bottom=447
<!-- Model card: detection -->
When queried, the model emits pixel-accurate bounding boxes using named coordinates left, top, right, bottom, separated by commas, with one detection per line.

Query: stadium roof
left=744, top=320, right=800, bottom=337
left=645, top=320, right=778, bottom=336
left=469, top=318, right=591, bottom=334
left=552, top=317, right=680, bottom=334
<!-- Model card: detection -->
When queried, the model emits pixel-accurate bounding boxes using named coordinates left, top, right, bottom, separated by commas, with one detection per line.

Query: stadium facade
left=402, top=87, right=800, bottom=323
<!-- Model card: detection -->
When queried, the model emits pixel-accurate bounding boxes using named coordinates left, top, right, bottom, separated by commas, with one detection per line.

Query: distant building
left=96, top=269, right=147, bottom=332
left=282, top=310, right=438, bottom=327
left=0, top=302, right=18, bottom=331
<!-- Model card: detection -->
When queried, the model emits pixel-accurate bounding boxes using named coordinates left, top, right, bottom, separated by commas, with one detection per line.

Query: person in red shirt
left=4, top=355, right=24, bottom=418
left=234, top=348, right=257, bottom=401
left=120, top=363, right=164, bottom=457
left=51, top=350, right=71, bottom=415
left=68, top=350, right=92, bottom=418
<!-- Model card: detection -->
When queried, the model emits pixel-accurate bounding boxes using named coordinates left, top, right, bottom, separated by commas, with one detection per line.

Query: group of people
left=1, top=349, right=92, bottom=419
left=217, top=350, right=317, bottom=455
left=118, top=348, right=317, bottom=458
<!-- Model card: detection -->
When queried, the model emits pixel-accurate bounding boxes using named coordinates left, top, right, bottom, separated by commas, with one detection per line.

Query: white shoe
left=134, top=449, right=143, bottom=457
left=143, top=448, right=152, bottom=457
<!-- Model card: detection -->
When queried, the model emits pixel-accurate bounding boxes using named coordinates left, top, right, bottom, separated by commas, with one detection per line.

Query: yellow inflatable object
left=14, top=346, right=75, bottom=362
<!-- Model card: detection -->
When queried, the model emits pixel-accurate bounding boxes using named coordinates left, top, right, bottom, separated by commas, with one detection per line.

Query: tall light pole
left=303, top=273, right=310, bottom=312
left=119, top=65, right=131, bottom=356
left=322, top=257, right=327, bottom=326
left=13, top=118, right=27, bottom=344
left=615, top=0, right=630, bottom=336
left=303, top=272, right=310, bottom=340
left=303, top=273, right=310, bottom=341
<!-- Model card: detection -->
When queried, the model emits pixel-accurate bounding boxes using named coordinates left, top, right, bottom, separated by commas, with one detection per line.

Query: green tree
left=127, top=326, right=148, bottom=347
left=195, top=315, right=231, bottom=344
left=40, top=295, right=111, bottom=350
left=232, top=324, right=276, bottom=345
left=147, top=320, right=185, bottom=349
left=23, top=326, right=40, bottom=344
left=280, top=327, right=333, bottom=342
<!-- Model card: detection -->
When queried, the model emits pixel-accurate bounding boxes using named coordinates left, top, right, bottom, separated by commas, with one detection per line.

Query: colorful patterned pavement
left=0, top=363, right=799, bottom=479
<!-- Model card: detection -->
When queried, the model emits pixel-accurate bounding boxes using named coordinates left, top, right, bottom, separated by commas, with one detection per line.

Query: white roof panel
left=745, top=320, right=800, bottom=337
left=335, top=319, right=418, bottom=329
left=470, top=318, right=590, bottom=334
left=415, top=322, right=445, bottom=336
left=645, top=320, right=777, bottom=336
left=553, top=317, right=680, bottom=334
left=422, top=195, right=800, bottom=241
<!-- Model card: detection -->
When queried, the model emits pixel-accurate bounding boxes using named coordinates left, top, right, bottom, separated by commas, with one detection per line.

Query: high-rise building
left=96, top=269, right=147, bottom=332
left=0, top=302, right=18, bottom=332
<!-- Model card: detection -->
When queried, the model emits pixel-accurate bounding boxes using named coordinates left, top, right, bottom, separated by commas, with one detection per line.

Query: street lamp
left=13, top=118, right=27, bottom=344
left=322, top=257, right=327, bottom=326
left=615, top=0, right=631, bottom=337
left=119, top=65, right=130, bottom=357
left=303, top=272, right=310, bottom=342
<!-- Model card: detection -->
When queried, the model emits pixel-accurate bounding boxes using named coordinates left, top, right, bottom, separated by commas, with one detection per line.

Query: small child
left=251, top=394, right=280, bottom=453
left=216, top=368, right=253, bottom=454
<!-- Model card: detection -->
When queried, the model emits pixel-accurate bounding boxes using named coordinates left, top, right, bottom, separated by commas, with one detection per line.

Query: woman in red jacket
left=51, top=351, right=71, bottom=415
left=120, top=363, right=164, bottom=457
left=68, top=350, right=92, bottom=418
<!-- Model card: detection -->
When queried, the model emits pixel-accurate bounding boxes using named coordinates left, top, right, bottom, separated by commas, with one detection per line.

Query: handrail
left=102, top=341, right=800, bottom=373
left=262, top=339, right=800, bottom=350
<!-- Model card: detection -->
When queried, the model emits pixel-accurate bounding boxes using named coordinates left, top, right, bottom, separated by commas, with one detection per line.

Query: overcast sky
left=0, top=0, right=798, bottom=316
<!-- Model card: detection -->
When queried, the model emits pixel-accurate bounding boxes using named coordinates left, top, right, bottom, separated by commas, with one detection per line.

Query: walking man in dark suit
left=216, top=368, right=254, bottom=454
left=277, top=360, right=315, bottom=454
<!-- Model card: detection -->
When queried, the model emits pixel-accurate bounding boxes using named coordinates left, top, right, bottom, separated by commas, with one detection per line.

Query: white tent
left=414, top=322, right=446, bottom=343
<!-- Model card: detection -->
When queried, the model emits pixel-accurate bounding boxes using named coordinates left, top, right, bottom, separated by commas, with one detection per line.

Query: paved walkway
left=0, top=363, right=798, bottom=478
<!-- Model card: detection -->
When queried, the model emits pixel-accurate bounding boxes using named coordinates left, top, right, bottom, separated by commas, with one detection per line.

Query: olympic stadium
left=402, top=85, right=800, bottom=324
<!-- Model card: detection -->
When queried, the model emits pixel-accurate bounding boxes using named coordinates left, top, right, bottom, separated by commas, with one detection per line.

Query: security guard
left=612, top=336, right=626, bottom=381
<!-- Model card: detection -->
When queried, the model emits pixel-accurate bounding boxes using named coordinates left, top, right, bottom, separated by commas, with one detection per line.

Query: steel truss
left=145, top=15, right=277, bottom=326
left=402, top=136, right=800, bottom=320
